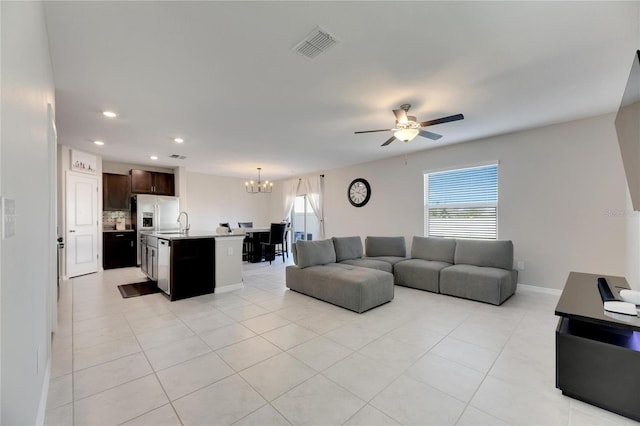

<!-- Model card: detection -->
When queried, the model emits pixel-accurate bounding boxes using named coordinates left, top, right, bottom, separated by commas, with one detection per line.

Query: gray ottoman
left=286, top=263, right=394, bottom=313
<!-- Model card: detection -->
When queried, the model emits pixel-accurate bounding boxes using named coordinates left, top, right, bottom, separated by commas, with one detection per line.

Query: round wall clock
left=348, top=178, right=371, bottom=207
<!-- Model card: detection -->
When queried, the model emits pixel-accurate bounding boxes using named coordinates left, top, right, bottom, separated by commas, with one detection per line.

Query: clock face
left=348, top=178, right=371, bottom=207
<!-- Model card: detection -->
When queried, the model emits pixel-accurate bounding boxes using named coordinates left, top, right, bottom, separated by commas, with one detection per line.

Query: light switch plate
left=2, top=197, right=16, bottom=239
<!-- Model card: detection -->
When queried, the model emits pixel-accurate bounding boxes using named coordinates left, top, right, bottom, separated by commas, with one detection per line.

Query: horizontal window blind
left=424, top=164, right=498, bottom=239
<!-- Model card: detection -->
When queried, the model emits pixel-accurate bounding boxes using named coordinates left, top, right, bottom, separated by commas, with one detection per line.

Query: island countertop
left=141, top=230, right=245, bottom=240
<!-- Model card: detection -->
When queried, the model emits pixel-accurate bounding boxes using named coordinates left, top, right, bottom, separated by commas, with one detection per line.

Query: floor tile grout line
left=117, top=282, right=183, bottom=426
left=53, top=265, right=570, bottom=426
left=450, top=301, right=530, bottom=426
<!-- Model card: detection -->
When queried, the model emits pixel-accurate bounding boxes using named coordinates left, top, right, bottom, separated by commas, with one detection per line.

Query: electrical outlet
left=517, top=260, right=525, bottom=270
left=227, top=247, right=233, bottom=256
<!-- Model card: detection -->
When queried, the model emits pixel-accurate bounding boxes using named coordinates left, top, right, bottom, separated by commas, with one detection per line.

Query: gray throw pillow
left=332, top=236, right=363, bottom=261
left=295, top=239, right=337, bottom=268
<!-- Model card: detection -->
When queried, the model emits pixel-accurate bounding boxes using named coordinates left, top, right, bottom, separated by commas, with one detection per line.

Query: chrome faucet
left=177, top=211, right=190, bottom=233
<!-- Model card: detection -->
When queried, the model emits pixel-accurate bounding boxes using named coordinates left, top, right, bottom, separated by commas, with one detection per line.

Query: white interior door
left=66, top=172, right=98, bottom=277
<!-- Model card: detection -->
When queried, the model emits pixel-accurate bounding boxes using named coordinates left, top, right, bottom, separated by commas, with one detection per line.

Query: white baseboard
left=35, top=358, right=51, bottom=426
left=215, top=282, right=243, bottom=294
left=517, top=283, right=562, bottom=296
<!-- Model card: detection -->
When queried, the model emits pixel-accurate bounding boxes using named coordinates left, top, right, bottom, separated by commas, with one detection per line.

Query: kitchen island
left=140, top=231, right=244, bottom=301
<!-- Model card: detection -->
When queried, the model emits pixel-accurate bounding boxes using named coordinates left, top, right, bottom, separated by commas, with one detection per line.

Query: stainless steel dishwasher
left=157, top=238, right=171, bottom=295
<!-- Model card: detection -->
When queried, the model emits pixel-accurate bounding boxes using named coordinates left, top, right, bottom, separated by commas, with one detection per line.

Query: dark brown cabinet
left=130, top=169, right=175, bottom=196
left=170, top=238, right=215, bottom=301
left=103, top=173, right=131, bottom=210
left=103, top=231, right=137, bottom=269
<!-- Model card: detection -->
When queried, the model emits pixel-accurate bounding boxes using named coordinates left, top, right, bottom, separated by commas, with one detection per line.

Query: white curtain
left=282, top=179, right=300, bottom=221
left=302, top=175, right=325, bottom=239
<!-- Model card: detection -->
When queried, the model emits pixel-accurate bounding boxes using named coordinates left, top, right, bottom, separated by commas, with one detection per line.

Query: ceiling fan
left=354, top=104, right=464, bottom=146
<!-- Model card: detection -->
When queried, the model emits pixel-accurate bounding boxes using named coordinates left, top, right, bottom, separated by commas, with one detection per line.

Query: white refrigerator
left=132, top=194, right=180, bottom=265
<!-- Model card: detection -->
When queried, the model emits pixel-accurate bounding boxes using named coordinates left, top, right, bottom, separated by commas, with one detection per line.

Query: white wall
left=274, top=114, right=627, bottom=290
left=186, top=172, right=271, bottom=231
left=1, top=1, right=56, bottom=424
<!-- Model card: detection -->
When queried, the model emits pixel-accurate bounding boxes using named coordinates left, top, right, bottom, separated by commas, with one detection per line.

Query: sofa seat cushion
left=286, top=264, right=394, bottom=313
left=364, top=256, right=406, bottom=266
left=341, top=258, right=393, bottom=273
left=439, top=264, right=516, bottom=305
left=394, top=259, right=451, bottom=293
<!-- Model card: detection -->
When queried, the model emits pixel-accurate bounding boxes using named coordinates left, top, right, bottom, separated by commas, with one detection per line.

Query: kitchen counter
left=103, top=228, right=135, bottom=233
left=142, top=230, right=244, bottom=240
left=140, top=230, right=244, bottom=300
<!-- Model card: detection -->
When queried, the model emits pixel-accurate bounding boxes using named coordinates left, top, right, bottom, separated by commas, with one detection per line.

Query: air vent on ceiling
left=169, top=154, right=187, bottom=160
left=292, top=26, right=338, bottom=59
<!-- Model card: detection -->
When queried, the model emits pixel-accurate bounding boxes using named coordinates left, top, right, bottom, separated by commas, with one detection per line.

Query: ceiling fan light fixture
left=394, top=128, right=420, bottom=142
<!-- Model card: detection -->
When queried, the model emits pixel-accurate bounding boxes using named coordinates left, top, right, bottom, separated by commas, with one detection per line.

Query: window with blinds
left=424, top=164, right=498, bottom=239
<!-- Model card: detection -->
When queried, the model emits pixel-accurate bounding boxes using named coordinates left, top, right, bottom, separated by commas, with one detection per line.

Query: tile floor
left=45, top=260, right=639, bottom=426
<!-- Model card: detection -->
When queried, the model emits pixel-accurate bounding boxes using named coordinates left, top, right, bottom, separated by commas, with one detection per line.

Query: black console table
left=555, top=272, right=640, bottom=421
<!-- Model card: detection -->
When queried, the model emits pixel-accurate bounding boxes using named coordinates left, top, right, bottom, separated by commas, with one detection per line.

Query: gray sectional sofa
left=286, top=235, right=517, bottom=313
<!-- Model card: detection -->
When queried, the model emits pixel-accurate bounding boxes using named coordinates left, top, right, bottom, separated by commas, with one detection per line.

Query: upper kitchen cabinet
left=103, top=173, right=131, bottom=210
left=130, top=169, right=175, bottom=196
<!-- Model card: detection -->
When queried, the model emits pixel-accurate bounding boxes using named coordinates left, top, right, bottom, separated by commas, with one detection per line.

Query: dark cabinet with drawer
left=130, top=169, right=175, bottom=196
left=103, top=173, right=131, bottom=210
left=103, top=232, right=137, bottom=269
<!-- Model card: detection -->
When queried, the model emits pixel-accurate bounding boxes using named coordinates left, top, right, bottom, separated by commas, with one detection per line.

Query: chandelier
left=245, top=168, right=273, bottom=193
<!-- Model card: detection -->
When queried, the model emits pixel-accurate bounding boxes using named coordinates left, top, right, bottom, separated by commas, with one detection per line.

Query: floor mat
left=117, top=281, right=160, bottom=298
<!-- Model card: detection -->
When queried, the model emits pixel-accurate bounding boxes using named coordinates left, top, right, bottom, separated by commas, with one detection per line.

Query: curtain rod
left=297, top=174, right=324, bottom=181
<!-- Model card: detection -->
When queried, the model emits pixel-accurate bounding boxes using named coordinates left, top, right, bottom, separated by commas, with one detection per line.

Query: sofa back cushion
left=411, top=236, right=456, bottom=263
left=295, top=239, right=337, bottom=268
left=332, top=236, right=363, bottom=262
left=365, top=236, right=406, bottom=257
left=454, top=239, right=514, bottom=270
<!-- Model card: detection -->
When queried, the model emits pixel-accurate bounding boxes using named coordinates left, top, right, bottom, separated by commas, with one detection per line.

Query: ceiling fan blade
left=419, top=113, right=464, bottom=127
left=354, top=129, right=392, bottom=134
left=418, top=130, right=443, bottom=140
left=381, top=136, right=396, bottom=147
left=393, top=109, right=408, bottom=124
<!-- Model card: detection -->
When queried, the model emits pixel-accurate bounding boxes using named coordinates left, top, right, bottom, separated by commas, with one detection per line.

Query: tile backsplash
left=103, top=210, right=132, bottom=229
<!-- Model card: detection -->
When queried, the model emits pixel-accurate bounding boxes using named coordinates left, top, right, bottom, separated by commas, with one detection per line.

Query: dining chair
left=260, top=222, right=287, bottom=264
left=283, top=223, right=292, bottom=258
left=237, top=223, right=253, bottom=261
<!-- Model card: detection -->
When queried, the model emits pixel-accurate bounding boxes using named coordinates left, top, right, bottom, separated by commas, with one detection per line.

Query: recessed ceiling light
left=93, top=140, right=104, bottom=146
left=174, top=138, right=184, bottom=143
left=150, top=156, right=158, bottom=160
left=102, top=111, right=117, bottom=118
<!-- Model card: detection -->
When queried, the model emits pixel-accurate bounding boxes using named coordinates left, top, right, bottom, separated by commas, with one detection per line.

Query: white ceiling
left=43, top=1, right=639, bottom=180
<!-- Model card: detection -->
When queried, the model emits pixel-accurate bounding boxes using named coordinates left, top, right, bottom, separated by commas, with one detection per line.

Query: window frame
left=423, top=162, right=499, bottom=240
